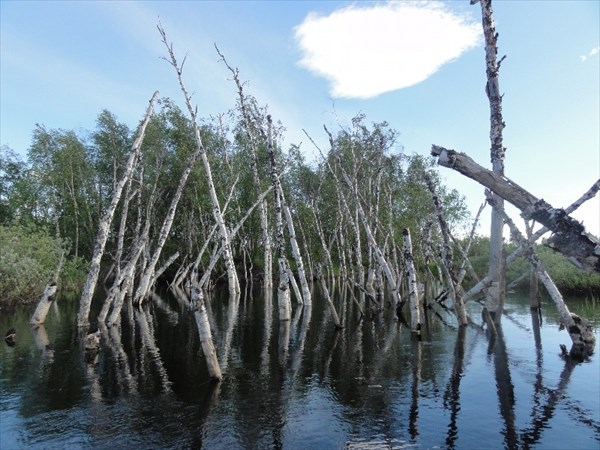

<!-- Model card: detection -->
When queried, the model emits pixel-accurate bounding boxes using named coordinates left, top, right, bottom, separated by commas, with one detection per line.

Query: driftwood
left=431, top=145, right=600, bottom=273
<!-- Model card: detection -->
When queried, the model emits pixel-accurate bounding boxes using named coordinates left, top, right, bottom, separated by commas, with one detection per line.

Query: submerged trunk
left=30, top=283, right=59, bottom=326
left=78, top=91, right=159, bottom=328
left=403, top=229, right=421, bottom=335
left=486, top=193, right=596, bottom=355
left=191, top=284, right=222, bottom=382
left=478, top=0, right=507, bottom=324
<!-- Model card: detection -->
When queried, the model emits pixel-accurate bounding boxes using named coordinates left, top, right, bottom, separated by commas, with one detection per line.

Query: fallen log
left=431, top=145, right=600, bottom=273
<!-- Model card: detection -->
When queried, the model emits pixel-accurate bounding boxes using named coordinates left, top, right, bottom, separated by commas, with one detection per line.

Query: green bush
left=0, top=225, right=87, bottom=304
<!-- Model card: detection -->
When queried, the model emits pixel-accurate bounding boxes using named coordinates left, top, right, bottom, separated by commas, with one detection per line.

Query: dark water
left=1, top=286, right=599, bottom=449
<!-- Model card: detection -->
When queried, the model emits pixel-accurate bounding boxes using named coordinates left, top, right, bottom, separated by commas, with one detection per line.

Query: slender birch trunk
left=265, top=115, right=291, bottom=320
left=78, top=91, right=159, bottom=327
left=323, top=126, right=401, bottom=311
left=317, top=266, right=342, bottom=329
left=403, top=229, right=421, bottom=334
left=191, top=284, right=222, bottom=382
left=133, top=139, right=200, bottom=304
left=424, top=172, right=468, bottom=326
left=159, top=24, right=240, bottom=300
left=281, top=198, right=312, bottom=305
left=217, top=49, right=273, bottom=294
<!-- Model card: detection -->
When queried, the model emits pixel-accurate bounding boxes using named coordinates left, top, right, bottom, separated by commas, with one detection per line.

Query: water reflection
left=1, top=290, right=599, bottom=449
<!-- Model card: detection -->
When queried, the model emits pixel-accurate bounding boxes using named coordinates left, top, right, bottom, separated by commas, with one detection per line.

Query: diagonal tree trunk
left=217, top=48, right=273, bottom=295
left=159, top=24, right=240, bottom=300
left=431, top=146, right=600, bottom=273
left=78, top=91, right=159, bottom=328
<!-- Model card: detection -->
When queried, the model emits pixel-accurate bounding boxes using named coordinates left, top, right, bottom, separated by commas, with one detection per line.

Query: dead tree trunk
left=486, top=192, right=596, bottom=355
left=317, top=266, right=342, bottom=329
left=431, top=146, right=600, bottom=272
left=191, top=284, right=222, bottom=382
left=30, top=283, right=59, bottom=326
left=217, top=49, right=273, bottom=295
left=78, top=91, right=159, bottom=327
left=267, top=115, right=291, bottom=321
left=159, top=24, right=240, bottom=300
left=403, top=228, right=421, bottom=335
left=424, top=172, right=468, bottom=326
left=477, top=0, right=507, bottom=324
left=463, top=179, right=600, bottom=302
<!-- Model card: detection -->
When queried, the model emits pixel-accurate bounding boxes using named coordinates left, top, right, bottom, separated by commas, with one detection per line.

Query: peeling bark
left=78, top=91, right=159, bottom=328
left=403, top=228, right=421, bottom=335
left=486, top=192, right=596, bottom=353
left=431, top=145, right=600, bottom=273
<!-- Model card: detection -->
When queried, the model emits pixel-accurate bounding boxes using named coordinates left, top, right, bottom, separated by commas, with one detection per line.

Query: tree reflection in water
left=1, top=289, right=598, bottom=449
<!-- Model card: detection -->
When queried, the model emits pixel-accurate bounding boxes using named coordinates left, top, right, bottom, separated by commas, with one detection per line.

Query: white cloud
left=580, top=45, right=600, bottom=62
left=294, top=1, right=481, bottom=99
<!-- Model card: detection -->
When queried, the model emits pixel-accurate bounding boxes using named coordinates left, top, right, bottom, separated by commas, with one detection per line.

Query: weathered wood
left=463, top=179, right=600, bottom=302
left=317, top=266, right=342, bottom=329
left=217, top=48, right=273, bottom=295
left=30, top=283, right=58, bottom=326
left=424, top=171, right=468, bottom=326
left=486, top=192, right=596, bottom=353
left=478, top=0, right=507, bottom=324
left=431, top=145, right=600, bottom=272
left=191, top=284, right=222, bottom=382
left=403, top=229, right=421, bottom=335
left=78, top=91, right=159, bottom=328
left=159, top=24, right=240, bottom=300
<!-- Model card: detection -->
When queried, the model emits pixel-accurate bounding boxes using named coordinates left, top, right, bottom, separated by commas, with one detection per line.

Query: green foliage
left=465, top=235, right=600, bottom=295
left=0, top=225, right=86, bottom=304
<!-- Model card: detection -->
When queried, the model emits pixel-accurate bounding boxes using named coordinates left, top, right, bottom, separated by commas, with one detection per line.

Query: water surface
left=1, top=286, right=599, bottom=449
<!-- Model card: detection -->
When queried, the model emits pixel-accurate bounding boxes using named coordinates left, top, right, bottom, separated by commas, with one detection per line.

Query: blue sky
left=1, top=0, right=599, bottom=237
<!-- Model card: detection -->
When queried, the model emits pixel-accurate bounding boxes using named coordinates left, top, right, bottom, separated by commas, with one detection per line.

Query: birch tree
left=78, top=91, right=159, bottom=328
left=159, top=24, right=240, bottom=300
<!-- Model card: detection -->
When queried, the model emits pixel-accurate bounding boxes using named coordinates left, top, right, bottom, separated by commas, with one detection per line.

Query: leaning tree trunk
left=463, top=179, right=600, bottom=302
left=486, top=192, right=596, bottom=355
left=424, top=172, right=468, bottom=326
left=133, top=135, right=200, bottom=304
left=217, top=49, right=273, bottom=295
left=191, top=283, right=222, bottom=382
left=431, top=146, right=600, bottom=273
left=478, top=0, right=507, bottom=325
left=159, top=25, right=240, bottom=300
left=77, top=91, right=159, bottom=328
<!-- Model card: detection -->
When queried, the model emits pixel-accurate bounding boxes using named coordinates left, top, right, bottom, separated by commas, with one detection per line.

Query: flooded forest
left=2, top=2, right=600, bottom=449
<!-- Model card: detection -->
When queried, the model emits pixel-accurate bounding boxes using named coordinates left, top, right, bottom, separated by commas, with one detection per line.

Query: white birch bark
left=217, top=49, right=273, bottom=294
left=78, top=91, right=159, bottom=327
left=266, top=115, right=291, bottom=321
left=317, top=266, right=342, bottom=329
left=424, top=172, right=468, bottom=326
left=486, top=192, right=596, bottom=352
left=281, top=198, right=312, bottom=305
left=159, top=24, right=240, bottom=300
left=30, top=283, right=59, bottom=326
left=191, top=284, right=222, bottom=381
left=133, top=141, right=199, bottom=304
left=477, top=0, right=507, bottom=324
left=322, top=126, right=401, bottom=311
left=432, top=146, right=600, bottom=272
left=403, top=228, right=421, bottom=334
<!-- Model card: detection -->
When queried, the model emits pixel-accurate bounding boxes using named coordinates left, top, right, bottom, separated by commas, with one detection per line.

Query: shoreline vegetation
left=1, top=222, right=598, bottom=308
